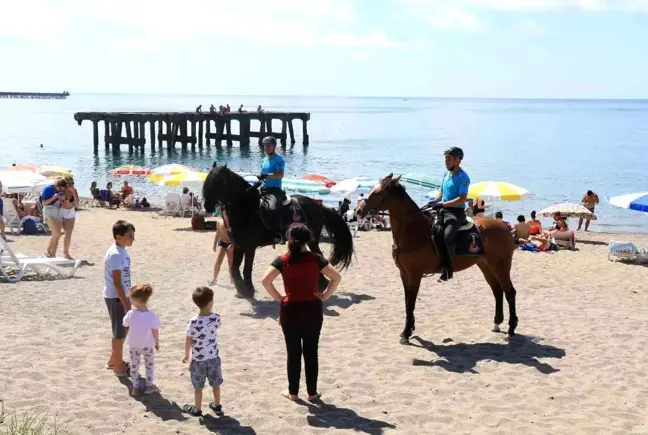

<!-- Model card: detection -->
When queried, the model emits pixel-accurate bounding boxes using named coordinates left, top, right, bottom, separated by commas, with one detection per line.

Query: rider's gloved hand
left=257, top=173, right=267, bottom=180
left=432, top=202, right=445, bottom=211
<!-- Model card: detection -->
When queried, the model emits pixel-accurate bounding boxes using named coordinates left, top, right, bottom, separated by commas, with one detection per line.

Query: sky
left=1, top=0, right=648, bottom=98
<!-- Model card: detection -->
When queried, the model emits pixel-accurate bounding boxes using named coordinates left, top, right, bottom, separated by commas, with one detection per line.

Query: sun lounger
left=0, top=238, right=81, bottom=283
left=164, top=192, right=183, bottom=216
left=608, top=241, right=648, bottom=262
left=2, top=199, right=22, bottom=235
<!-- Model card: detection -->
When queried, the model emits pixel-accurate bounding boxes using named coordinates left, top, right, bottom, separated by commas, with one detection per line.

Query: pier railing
left=0, top=92, right=70, bottom=99
left=73, top=111, right=310, bottom=153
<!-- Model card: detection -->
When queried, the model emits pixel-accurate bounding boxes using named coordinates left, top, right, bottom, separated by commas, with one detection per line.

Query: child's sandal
left=182, top=405, right=203, bottom=417
left=209, top=402, right=224, bottom=416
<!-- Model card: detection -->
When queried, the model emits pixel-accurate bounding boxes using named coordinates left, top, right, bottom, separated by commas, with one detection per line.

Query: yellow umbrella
left=147, top=164, right=193, bottom=182
left=37, top=165, right=73, bottom=178
left=468, top=181, right=531, bottom=202
left=158, top=171, right=207, bottom=187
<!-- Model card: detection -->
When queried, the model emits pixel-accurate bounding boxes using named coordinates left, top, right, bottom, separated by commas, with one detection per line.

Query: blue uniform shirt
left=261, top=153, right=285, bottom=189
left=441, top=168, right=470, bottom=209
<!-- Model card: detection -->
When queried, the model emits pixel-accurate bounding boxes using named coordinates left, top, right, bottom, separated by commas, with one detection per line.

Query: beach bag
left=21, top=218, right=37, bottom=235
left=191, top=213, right=205, bottom=231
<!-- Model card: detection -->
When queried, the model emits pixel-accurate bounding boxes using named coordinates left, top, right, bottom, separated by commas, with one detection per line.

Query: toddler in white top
left=122, top=283, right=161, bottom=395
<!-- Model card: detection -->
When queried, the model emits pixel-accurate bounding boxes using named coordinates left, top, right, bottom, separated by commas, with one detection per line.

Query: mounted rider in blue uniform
left=430, top=147, right=470, bottom=281
left=257, top=136, right=286, bottom=240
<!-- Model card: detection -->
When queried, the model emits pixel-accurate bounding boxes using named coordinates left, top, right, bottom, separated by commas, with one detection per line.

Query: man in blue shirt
left=257, top=136, right=286, bottom=238
left=430, top=147, right=470, bottom=280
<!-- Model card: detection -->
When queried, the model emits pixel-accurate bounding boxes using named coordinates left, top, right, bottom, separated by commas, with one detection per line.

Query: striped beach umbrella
left=468, top=181, right=531, bottom=201
left=3, top=164, right=37, bottom=172
left=303, top=174, right=336, bottom=187
left=609, top=192, right=648, bottom=213
left=37, top=165, right=72, bottom=178
left=110, top=165, right=151, bottom=176
left=400, top=173, right=441, bottom=189
left=158, top=171, right=207, bottom=187
left=538, top=203, right=597, bottom=219
left=148, top=164, right=193, bottom=182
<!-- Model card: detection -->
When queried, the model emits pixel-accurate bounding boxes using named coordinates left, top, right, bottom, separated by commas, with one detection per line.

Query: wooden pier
left=1, top=91, right=70, bottom=99
left=73, top=112, right=311, bottom=153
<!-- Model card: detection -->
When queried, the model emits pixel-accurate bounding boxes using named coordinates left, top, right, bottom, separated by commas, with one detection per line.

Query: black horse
left=202, top=166, right=354, bottom=297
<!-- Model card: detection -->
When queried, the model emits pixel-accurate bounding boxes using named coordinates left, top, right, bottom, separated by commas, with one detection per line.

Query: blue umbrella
left=609, top=192, right=648, bottom=213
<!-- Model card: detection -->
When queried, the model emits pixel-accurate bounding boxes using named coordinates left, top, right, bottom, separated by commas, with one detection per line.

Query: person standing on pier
left=258, top=136, right=286, bottom=240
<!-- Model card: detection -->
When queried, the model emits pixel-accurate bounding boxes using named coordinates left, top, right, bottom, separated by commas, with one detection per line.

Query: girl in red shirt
left=261, top=223, right=341, bottom=402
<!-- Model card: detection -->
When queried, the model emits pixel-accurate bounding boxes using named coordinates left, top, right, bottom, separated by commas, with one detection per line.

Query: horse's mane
left=202, top=165, right=254, bottom=213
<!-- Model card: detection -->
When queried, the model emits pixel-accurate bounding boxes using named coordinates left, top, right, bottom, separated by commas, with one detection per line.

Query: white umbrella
left=0, top=171, right=49, bottom=194
left=538, top=203, right=597, bottom=219
left=609, top=192, right=648, bottom=213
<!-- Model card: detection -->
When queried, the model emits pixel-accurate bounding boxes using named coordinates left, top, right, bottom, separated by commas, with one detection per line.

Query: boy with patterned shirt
left=182, top=287, right=224, bottom=417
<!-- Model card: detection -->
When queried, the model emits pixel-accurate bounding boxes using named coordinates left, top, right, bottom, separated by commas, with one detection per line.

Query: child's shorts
left=189, top=357, right=223, bottom=390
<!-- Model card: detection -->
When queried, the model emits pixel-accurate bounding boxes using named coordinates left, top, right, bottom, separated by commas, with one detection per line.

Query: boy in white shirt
left=182, top=287, right=223, bottom=417
left=123, top=283, right=161, bottom=396
left=104, top=220, right=135, bottom=377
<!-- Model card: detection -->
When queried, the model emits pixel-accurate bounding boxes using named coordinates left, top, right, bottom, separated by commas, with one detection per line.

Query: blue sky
left=1, top=0, right=648, bottom=98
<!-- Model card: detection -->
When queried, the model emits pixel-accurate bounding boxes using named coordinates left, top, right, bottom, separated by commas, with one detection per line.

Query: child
left=209, top=214, right=234, bottom=286
left=122, top=283, right=161, bottom=396
left=182, top=287, right=224, bottom=417
left=104, top=220, right=135, bottom=377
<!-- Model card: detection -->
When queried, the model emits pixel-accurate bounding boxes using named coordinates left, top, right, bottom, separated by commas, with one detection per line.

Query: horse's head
left=202, top=164, right=251, bottom=213
left=356, top=173, right=403, bottom=218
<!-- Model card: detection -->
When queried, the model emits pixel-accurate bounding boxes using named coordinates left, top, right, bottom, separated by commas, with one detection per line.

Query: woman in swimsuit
left=209, top=211, right=234, bottom=285
left=61, top=176, right=79, bottom=259
left=528, top=210, right=542, bottom=235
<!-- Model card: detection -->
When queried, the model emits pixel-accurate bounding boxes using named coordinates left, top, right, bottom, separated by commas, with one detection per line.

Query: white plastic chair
left=164, top=193, right=182, bottom=216
left=608, top=240, right=648, bottom=262
left=0, top=237, right=81, bottom=283
left=2, top=199, right=23, bottom=235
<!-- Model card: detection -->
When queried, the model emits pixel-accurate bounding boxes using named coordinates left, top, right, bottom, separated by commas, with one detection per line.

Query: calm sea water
left=1, top=94, right=647, bottom=232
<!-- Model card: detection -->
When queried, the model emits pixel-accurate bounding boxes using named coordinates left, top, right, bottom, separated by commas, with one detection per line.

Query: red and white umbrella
left=303, top=174, right=336, bottom=187
left=110, top=165, right=151, bottom=176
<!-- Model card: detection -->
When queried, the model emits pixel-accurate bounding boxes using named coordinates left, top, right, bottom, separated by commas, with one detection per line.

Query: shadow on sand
left=200, top=414, right=256, bottom=434
left=118, top=377, right=188, bottom=422
left=299, top=399, right=395, bottom=434
left=410, top=334, right=566, bottom=375
left=239, top=292, right=376, bottom=321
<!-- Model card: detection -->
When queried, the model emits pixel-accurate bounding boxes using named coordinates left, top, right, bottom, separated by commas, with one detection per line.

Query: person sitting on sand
left=528, top=210, right=542, bottom=235
left=121, top=181, right=133, bottom=198
left=512, top=215, right=530, bottom=243
left=182, top=287, right=224, bottom=417
left=495, top=211, right=512, bottom=230
left=546, top=213, right=568, bottom=235
left=261, top=223, right=342, bottom=402
left=209, top=212, right=234, bottom=285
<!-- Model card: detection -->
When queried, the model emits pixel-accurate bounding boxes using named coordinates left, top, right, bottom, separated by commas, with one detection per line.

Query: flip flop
left=183, top=405, right=203, bottom=417
left=105, top=360, right=128, bottom=369
left=144, top=385, right=160, bottom=395
left=209, top=402, right=224, bottom=416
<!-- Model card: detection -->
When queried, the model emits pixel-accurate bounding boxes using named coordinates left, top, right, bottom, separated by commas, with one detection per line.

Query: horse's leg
left=400, top=270, right=421, bottom=345
left=492, top=259, right=518, bottom=336
left=477, top=262, right=505, bottom=332
left=231, top=246, right=245, bottom=297
left=308, top=241, right=329, bottom=292
left=242, top=247, right=257, bottom=298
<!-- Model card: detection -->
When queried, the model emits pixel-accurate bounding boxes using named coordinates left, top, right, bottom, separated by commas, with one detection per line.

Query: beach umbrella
left=0, top=171, right=49, bottom=194
left=37, top=165, right=72, bottom=178
left=400, top=173, right=441, bottom=190
left=538, top=203, right=597, bottom=220
left=330, top=177, right=376, bottom=198
left=110, top=165, right=151, bottom=176
left=240, top=173, right=331, bottom=195
left=468, top=181, right=531, bottom=201
left=303, top=174, right=336, bottom=187
left=3, top=164, right=37, bottom=172
left=158, top=171, right=207, bottom=187
left=148, top=164, right=193, bottom=182
left=608, top=192, right=648, bottom=213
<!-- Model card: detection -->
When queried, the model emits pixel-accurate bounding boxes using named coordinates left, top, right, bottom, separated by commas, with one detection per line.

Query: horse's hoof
left=492, top=324, right=501, bottom=333
left=235, top=293, right=247, bottom=299
left=399, top=337, right=410, bottom=345
left=507, top=329, right=516, bottom=336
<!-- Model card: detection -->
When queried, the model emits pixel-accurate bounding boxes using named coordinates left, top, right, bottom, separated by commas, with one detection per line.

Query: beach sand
left=1, top=208, right=648, bottom=434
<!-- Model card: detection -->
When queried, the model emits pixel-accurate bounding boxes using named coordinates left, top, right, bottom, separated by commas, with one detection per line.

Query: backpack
left=22, top=218, right=38, bottom=235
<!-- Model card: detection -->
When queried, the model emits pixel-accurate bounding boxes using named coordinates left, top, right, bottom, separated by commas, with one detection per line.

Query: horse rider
left=257, top=136, right=286, bottom=237
left=430, top=147, right=470, bottom=281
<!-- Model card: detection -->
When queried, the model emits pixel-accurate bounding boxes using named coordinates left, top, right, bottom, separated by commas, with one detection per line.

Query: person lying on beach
left=519, top=235, right=558, bottom=252
left=182, top=287, right=224, bottom=417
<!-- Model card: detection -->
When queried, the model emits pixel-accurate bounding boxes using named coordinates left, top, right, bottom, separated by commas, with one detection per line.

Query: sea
left=1, top=94, right=647, bottom=233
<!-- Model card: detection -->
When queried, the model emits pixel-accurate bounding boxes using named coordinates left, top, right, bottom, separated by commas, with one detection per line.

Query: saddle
left=259, top=191, right=306, bottom=241
left=427, top=210, right=485, bottom=272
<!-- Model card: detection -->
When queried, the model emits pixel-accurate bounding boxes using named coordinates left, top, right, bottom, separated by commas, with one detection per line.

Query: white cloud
left=403, top=0, right=648, bottom=12
left=429, top=8, right=483, bottom=31
left=518, top=19, right=546, bottom=35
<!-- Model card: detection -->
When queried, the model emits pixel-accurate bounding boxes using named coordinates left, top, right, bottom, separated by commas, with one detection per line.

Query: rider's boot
left=440, top=241, right=455, bottom=281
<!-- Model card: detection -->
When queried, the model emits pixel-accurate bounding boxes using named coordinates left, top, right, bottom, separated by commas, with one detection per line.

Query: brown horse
left=356, top=174, right=518, bottom=344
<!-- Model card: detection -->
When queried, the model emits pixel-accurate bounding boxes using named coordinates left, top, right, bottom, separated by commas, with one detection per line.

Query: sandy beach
left=1, top=207, right=648, bottom=434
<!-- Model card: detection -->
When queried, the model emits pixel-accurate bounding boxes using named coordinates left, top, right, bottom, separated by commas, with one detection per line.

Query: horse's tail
left=321, top=205, right=354, bottom=270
